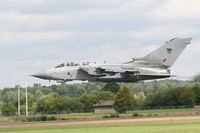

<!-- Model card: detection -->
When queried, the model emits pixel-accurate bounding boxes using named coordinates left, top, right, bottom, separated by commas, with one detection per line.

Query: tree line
left=0, top=77, right=200, bottom=115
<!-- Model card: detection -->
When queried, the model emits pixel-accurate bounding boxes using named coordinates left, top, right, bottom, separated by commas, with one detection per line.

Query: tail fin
left=143, top=38, right=192, bottom=68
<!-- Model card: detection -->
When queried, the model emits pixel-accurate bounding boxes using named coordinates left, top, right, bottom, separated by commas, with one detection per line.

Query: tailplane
left=143, top=38, right=192, bottom=68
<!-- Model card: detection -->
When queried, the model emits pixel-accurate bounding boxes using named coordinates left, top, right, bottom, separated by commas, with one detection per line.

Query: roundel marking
left=67, top=72, right=72, bottom=78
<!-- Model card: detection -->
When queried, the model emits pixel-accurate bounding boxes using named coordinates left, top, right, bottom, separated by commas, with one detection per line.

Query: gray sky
left=0, top=0, right=199, bottom=88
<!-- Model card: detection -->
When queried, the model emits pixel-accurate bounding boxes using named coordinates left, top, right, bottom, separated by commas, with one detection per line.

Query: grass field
left=45, top=108, right=200, bottom=119
left=1, top=108, right=200, bottom=123
left=1, top=120, right=200, bottom=133
left=56, top=108, right=200, bottom=118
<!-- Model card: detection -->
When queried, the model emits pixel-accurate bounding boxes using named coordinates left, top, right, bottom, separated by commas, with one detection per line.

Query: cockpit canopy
left=55, top=62, right=90, bottom=68
left=55, top=63, right=65, bottom=68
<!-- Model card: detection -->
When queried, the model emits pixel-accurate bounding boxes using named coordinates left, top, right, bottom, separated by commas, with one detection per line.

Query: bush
left=103, top=114, right=120, bottom=118
left=110, top=114, right=120, bottom=118
left=40, top=116, right=47, bottom=121
left=15, top=116, right=28, bottom=122
left=103, top=115, right=110, bottom=118
left=60, top=118, right=69, bottom=120
left=15, top=115, right=57, bottom=122
left=48, top=116, right=57, bottom=121
left=132, top=113, right=139, bottom=117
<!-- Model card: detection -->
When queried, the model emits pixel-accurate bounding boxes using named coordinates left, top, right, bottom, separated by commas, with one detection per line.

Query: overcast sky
left=0, top=0, right=199, bottom=88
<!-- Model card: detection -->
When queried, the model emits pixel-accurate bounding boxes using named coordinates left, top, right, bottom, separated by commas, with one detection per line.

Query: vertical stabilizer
left=143, top=38, right=192, bottom=68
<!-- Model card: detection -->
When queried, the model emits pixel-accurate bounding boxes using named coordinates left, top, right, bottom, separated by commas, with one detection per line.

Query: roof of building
left=94, top=100, right=113, bottom=107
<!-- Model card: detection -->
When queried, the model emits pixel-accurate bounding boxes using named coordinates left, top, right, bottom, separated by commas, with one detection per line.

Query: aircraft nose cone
left=31, top=72, right=51, bottom=79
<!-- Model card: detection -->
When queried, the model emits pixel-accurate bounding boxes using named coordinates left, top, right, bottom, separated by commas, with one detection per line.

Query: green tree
left=143, top=93, right=154, bottom=108
left=0, top=101, right=3, bottom=114
left=180, top=87, right=195, bottom=107
left=144, top=85, right=196, bottom=109
left=33, top=90, right=44, bottom=101
left=2, top=103, right=16, bottom=116
left=20, top=105, right=26, bottom=115
left=37, top=93, right=84, bottom=114
left=0, top=90, right=2, bottom=101
left=102, top=82, right=120, bottom=94
left=69, top=98, right=84, bottom=113
left=80, top=94, right=98, bottom=112
left=192, top=83, right=200, bottom=105
left=113, top=86, right=134, bottom=113
left=57, top=84, right=85, bottom=97
left=97, top=91, right=114, bottom=100
left=30, top=102, right=38, bottom=114
left=37, top=93, right=58, bottom=114
left=134, top=92, right=145, bottom=109
left=161, top=87, right=182, bottom=107
left=144, top=91, right=163, bottom=108
left=2, top=91, right=17, bottom=104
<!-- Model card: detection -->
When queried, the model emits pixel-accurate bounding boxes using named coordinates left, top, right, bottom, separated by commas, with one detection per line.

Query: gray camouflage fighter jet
left=32, top=38, right=192, bottom=83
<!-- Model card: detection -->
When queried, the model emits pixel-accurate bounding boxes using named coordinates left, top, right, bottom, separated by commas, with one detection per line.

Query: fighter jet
left=32, top=38, right=192, bottom=83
